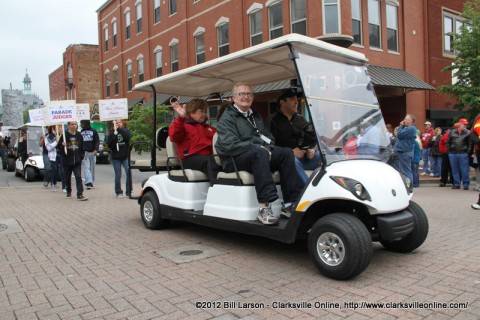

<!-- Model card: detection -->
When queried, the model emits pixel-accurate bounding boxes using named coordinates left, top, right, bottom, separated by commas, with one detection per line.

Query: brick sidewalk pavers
left=0, top=183, right=479, bottom=319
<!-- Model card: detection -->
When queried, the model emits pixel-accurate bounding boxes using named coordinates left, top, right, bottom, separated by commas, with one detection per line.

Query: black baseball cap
left=276, top=89, right=298, bottom=103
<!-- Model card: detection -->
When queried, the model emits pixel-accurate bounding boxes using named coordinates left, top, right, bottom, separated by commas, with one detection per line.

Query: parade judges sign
left=45, top=100, right=77, bottom=124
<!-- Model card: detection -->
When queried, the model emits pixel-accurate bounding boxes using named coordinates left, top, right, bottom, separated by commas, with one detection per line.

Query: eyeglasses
left=235, top=92, right=253, bottom=98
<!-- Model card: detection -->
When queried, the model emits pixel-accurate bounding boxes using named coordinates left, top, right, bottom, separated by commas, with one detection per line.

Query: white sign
left=99, top=98, right=128, bottom=121
left=45, top=100, right=77, bottom=124
left=76, top=103, right=90, bottom=120
left=28, top=108, right=45, bottom=126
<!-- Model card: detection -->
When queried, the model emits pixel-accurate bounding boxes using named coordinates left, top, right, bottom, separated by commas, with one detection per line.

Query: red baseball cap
left=458, top=118, right=469, bottom=125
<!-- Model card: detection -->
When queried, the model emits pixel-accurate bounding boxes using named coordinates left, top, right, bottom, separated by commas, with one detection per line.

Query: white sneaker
left=116, top=194, right=124, bottom=199
left=62, top=189, right=67, bottom=193
left=257, top=204, right=279, bottom=225
left=429, top=173, right=434, bottom=177
left=420, top=172, right=427, bottom=176
left=472, top=203, right=480, bottom=210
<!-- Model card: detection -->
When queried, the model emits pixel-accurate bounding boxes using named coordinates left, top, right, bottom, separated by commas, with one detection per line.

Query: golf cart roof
left=9, top=124, right=42, bottom=131
left=133, top=34, right=368, bottom=97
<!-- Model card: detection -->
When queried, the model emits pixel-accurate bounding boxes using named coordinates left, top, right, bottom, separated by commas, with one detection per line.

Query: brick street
left=0, top=176, right=480, bottom=319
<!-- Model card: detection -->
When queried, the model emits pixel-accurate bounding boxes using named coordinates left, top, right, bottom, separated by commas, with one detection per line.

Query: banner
left=28, top=108, right=45, bottom=126
left=99, top=98, right=128, bottom=121
left=45, top=100, right=77, bottom=124
left=76, top=103, right=90, bottom=120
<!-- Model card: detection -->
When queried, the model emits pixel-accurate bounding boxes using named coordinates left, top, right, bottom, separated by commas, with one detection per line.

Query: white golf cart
left=10, top=125, right=45, bottom=182
left=132, top=34, right=428, bottom=280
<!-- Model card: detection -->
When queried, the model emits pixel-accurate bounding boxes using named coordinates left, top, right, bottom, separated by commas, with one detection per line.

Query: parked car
left=132, top=34, right=429, bottom=280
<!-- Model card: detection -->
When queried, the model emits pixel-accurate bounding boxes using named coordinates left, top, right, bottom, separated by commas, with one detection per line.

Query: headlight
left=400, top=172, right=413, bottom=194
left=330, top=176, right=371, bottom=201
left=29, top=159, right=37, bottom=166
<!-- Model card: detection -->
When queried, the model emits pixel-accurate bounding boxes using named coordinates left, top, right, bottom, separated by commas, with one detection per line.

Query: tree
left=438, top=0, right=480, bottom=121
left=127, top=103, right=172, bottom=153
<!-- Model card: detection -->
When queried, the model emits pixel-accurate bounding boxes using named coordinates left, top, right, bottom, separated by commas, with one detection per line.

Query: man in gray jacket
left=215, top=83, right=302, bottom=225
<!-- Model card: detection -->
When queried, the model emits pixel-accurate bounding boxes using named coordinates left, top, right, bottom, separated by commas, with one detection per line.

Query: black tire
left=7, top=158, right=15, bottom=172
left=25, top=166, right=35, bottom=182
left=308, top=213, right=372, bottom=280
left=140, top=191, right=170, bottom=230
left=380, top=201, right=429, bottom=253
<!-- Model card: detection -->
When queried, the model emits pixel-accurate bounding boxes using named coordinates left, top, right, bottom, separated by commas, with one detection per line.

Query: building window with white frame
left=155, top=49, right=162, bottom=77
left=126, top=62, right=133, bottom=91
left=291, top=0, right=306, bottom=35
left=154, top=0, right=160, bottom=24
left=217, top=23, right=229, bottom=57
left=324, top=0, right=339, bottom=34
left=351, top=0, right=362, bottom=45
left=268, top=1, right=283, bottom=39
left=443, top=11, right=464, bottom=56
left=105, top=70, right=111, bottom=98
left=137, top=57, right=144, bottom=82
left=104, top=26, right=109, bottom=52
left=136, top=2, right=142, bottom=34
left=368, top=0, right=381, bottom=48
left=250, top=10, right=263, bottom=46
left=125, top=10, right=131, bottom=40
left=171, top=43, right=179, bottom=72
left=112, top=20, right=117, bottom=47
left=386, top=3, right=398, bottom=51
left=170, top=0, right=177, bottom=15
left=113, top=68, right=119, bottom=95
left=195, top=32, right=205, bottom=64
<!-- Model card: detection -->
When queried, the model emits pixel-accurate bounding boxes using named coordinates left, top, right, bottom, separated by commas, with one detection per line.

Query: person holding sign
left=215, top=83, right=302, bottom=226
left=107, top=119, right=132, bottom=198
left=60, top=121, right=88, bottom=201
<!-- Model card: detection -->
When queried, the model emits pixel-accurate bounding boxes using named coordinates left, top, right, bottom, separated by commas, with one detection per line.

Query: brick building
left=49, top=44, right=101, bottom=115
left=96, top=0, right=466, bottom=126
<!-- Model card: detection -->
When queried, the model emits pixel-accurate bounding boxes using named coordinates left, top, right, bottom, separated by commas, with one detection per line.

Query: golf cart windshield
left=295, top=47, right=392, bottom=165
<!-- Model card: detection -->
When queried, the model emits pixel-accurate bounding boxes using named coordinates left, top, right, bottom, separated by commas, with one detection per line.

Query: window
left=155, top=49, right=163, bottom=77
left=217, top=23, right=229, bottom=57
left=249, top=10, right=263, bottom=46
left=443, top=12, right=464, bottom=55
left=113, top=68, right=119, bottom=95
left=170, top=43, right=179, bottom=72
left=268, top=2, right=283, bottom=39
left=136, top=2, right=142, bottom=34
left=125, top=10, right=131, bottom=40
left=105, top=71, right=111, bottom=97
left=368, top=0, right=381, bottom=48
left=170, top=0, right=177, bottom=15
left=291, top=0, right=306, bottom=35
left=324, top=0, right=339, bottom=34
left=104, top=26, right=109, bottom=52
left=126, top=62, right=133, bottom=91
left=351, top=0, right=362, bottom=45
left=154, top=0, right=160, bottom=24
left=137, top=57, right=144, bottom=82
left=112, top=20, right=117, bottom=47
left=195, top=32, right=205, bottom=64
left=386, top=3, right=398, bottom=51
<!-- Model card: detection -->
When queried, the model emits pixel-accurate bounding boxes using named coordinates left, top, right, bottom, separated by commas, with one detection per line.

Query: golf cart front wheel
left=308, top=213, right=372, bottom=280
left=140, top=191, right=170, bottom=230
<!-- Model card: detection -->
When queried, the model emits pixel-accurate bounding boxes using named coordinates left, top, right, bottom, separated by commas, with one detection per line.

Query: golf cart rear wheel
left=380, top=201, right=429, bottom=253
left=25, top=166, right=35, bottom=182
left=308, top=213, right=372, bottom=280
left=140, top=191, right=170, bottom=230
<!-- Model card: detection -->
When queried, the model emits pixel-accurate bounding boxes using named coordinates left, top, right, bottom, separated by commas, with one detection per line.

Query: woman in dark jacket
left=428, top=127, right=443, bottom=177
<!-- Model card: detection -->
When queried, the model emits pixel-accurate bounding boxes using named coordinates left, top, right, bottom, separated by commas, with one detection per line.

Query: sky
left=0, top=0, right=104, bottom=105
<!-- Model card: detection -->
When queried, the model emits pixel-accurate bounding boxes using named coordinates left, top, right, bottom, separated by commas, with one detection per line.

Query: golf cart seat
left=211, top=133, right=280, bottom=185
left=165, top=137, right=209, bottom=182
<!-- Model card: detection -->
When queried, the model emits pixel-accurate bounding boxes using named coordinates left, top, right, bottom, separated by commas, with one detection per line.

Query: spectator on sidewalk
left=394, top=114, right=417, bottom=183
left=447, top=118, right=471, bottom=190
left=420, top=121, right=434, bottom=176
left=439, top=124, right=456, bottom=187
left=412, top=130, right=422, bottom=188
left=80, top=120, right=100, bottom=190
left=428, top=127, right=443, bottom=178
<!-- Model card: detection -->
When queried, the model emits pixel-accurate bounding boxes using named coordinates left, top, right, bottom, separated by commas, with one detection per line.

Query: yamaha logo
left=392, top=189, right=396, bottom=196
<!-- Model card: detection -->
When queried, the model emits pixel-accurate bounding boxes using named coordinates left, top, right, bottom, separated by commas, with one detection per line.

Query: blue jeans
left=430, top=155, right=442, bottom=177
left=56, top=155, right=66, bottom=189
left=421, top=148, right=431, bottom=173
left=448, top=153, right=470, bottom=188
left=295, top=151, right=321, bottom=185
left=42, top=154, right=51, bottom=183
left=411, top=162, right=419, bottom=187
left=397, top=151, right=413, bottom=183
left=112, top=158, right=132, bottom=196
left=50, top=160, right=57, bottom=187
left=82, top=151, right=96, bottom=185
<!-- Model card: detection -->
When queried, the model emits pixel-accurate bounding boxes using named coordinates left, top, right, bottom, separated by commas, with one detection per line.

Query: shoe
left=472, top=203, right=480, bottom=210
left=51, top=186, right=57, bottom=192
left=280, top=204, right=296, bottom=219
left=63, top=189, right=67, bottom=193
left=86, top=183, right=94, bottom=190
left=439, top=182, right=446, bottom=187
left=464, top=186, right=469, bottom=190
left=257, top=204, right=279, bottom=225
left=66, top=193, right=72, bottom=198
left=429, top=173, right=434, bottom=177
left=452, top=186, right=460, bottom=189
left=420, top=172, right=427, bottom=176
left=116, top=194, right=124, bottom=199
left=43, top=182, right=49, bottom=188
left=77, top=195, right=88, bottom=201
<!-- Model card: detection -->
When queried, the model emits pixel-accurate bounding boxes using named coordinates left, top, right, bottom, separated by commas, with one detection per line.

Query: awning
left=368, top=65, right=435, bottom=91
left=128, top=97, right=144, bottom=107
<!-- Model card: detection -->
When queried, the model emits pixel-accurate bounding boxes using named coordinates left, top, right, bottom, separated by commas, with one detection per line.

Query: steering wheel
left=299, top=122, right=317, bottom=150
